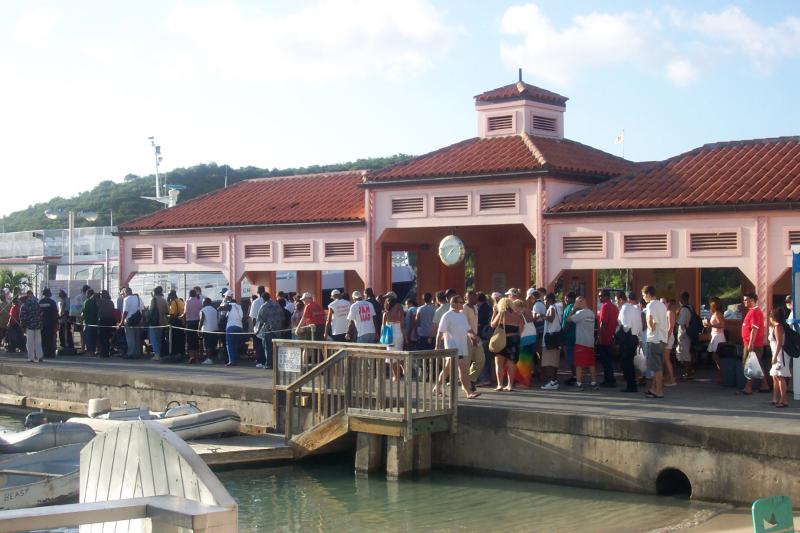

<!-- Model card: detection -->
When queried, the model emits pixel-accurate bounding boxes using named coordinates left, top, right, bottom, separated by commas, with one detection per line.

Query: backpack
left=783, top=324, right=800, bottom=358
left=683, top=305, right=703, bottom=341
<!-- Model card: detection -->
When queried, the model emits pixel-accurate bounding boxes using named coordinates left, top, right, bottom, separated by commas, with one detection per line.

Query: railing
left=273, top=340, right=458, bottom=443
left=0, top=495, right=236, bottom=533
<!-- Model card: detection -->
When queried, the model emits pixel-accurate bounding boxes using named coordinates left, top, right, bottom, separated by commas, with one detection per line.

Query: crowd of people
left=0, top=282, right=796, bottom=406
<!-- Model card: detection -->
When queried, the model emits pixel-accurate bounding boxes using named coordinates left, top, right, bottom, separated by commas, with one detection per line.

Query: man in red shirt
left=741, top=292, right=769, bottom=394
left=298, top=292, right=326, bottom=341
left=596, top=289, right=619, bottom=387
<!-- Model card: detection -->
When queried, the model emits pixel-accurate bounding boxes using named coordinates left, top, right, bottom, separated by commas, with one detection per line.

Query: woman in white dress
left=769, top=307, right=791, bottom=408
left=704, top=297, right=726, bottom=381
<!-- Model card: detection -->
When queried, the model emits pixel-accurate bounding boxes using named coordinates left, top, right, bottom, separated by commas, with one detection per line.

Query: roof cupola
left=475, top=70, right=568, bottom=140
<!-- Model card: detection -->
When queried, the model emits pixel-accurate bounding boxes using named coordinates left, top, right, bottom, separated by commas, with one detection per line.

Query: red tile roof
left=548, top=137, right=800, bottom=214
left=366, top=134, right=636, bottom=183
left=475, top=81, right=568, bottom=106
left=118, top=171, right=365, bottom=232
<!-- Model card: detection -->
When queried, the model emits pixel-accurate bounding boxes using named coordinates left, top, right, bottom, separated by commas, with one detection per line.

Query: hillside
left=2, top=155, right=412, bottom=232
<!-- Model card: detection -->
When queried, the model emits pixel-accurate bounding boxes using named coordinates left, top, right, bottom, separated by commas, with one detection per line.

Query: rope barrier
left=80, top=323, right=311, bottom=336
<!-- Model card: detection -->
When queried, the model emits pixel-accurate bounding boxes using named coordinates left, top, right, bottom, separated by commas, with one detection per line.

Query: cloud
left=500, top=4, right=800, bottom=87
left=13, top=7, right=63, bottom=47
left=161, top=0, right=460, bottom=84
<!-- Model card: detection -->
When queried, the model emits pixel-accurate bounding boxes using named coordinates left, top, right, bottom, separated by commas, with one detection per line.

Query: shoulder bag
left=520, top=314, right=537, bottom=347
left=489, top=315, right=507, bottom=353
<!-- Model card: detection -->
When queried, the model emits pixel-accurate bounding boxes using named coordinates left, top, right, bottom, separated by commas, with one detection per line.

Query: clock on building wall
left=438, top=235, right=465, bottom=266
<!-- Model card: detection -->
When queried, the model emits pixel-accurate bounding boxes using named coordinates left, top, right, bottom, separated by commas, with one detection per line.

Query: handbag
left=744, top=351, right=764, bottom=380
left=520, top=315, right=537, bottom=347
left=489, top=315, right=507, bottom=353
left=124, top=296, right=142, bottom=327
left=633, top=347, right=647, bottom=373
left=380, top=323, right=393, bottom=345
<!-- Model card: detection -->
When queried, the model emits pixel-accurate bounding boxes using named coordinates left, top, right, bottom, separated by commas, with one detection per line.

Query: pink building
left=117, top=80, right=800, bottom=319
left=117, top=172, right=368, bottom=301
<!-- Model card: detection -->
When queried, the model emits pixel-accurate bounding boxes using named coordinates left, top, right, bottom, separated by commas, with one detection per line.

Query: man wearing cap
left=298, top=292, right=325, bottom=341
left=219, top=290, right=244, bottom=366
left=325, top=289, right=350, bottom=342
left=527, top=288, right=547, bottom=378
left=346, top=291, right=377, bottom=343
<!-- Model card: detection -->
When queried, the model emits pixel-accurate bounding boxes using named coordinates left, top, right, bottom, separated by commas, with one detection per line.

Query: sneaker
left=151, top=355, right=161, bottom=361
left=573, top=384, right=585, bottom=392
left=255, top=363, right=265, bottom=369
left=201, top=358, right=214, bottom=365
left=541, top=380, right=559, bottom=391
left=590, top=382, right=600, bottom=391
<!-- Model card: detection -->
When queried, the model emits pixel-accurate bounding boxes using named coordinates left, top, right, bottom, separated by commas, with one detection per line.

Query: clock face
left=438, top=235, right=465, bottom=266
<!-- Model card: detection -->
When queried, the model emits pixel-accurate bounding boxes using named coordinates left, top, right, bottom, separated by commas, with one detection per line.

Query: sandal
left=645, top=391, right=664, bottom=398
left=503, top=387, right=514, bottom=392
left=736, top=390, right=753, bottom=395
left=467, top=392, right=482, bottom=399
left=776, top=403, right=788, bottom=408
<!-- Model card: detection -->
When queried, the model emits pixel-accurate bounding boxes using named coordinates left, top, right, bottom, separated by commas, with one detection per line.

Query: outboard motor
left=24, top=411, right=48, bottom=429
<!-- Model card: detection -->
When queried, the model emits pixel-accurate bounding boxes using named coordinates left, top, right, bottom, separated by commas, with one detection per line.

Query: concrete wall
left=434, top=406, right=800, bottom=506
left=0, top=362, right=275, bottom=432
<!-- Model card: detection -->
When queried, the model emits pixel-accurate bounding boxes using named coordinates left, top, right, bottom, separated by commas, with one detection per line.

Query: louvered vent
left=244, top=244, right=271, bottom=259
left=196, top=245, right=221, bottom=259
left=532, top=115, right=557, bottom=132
left=434, top=195, right=469, bottom=213
left=284, top=242, right=312, bottom=259
left=325, top=241, right=355, bottom=258
left=690, top=232, right=738, bottom=251
left=563, top=235, right=604, bottom=253
left=391, top=197, right=424, bottom=215
left=162, top=246, right=186, bottom=260
left=624, top=234, right=668, bottom=253
left=479, top=192, right=517, bottom=210
left=789, top=231, right=800, bottom=247
left=487, top=115, right=513, bottom=131
left=131, top=247, right=153, bottom=261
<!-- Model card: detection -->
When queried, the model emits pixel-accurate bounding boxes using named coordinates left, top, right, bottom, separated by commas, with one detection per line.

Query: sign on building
left=277, top=346, right=302, bottom=374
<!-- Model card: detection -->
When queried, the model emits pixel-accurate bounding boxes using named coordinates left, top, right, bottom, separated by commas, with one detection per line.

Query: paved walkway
left=1, top=351, right=798, bottom=435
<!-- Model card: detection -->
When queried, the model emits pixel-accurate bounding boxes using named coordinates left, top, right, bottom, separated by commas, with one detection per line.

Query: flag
left=615, top=131, right=625, bottom=144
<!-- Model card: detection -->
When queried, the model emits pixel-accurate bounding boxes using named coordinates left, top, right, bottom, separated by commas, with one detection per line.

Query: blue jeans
left=149, top=327, right=165, bottom=356
left=226, top=326, right=243, bottom=364
left=263, top=332, right=275, bottom=368
left=357, top=333, right=376, bottom=343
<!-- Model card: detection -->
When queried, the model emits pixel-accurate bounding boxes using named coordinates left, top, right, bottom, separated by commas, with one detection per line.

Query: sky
left=1, top=0, right=799, bottom=218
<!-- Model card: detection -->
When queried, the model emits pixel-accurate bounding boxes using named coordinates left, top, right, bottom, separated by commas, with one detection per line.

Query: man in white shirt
left=435, top=294, right=481, bottom=399
left=616, top=290, right=642, bottom=393
left=325, top=289, right=351, bottom=341
left=345, top=291, right=376, bottom=343
left=120, top=287, right=143, bottom=358
left=643, top=285, right=669, bottom=398
left=463, top=291, right=485, bottom=392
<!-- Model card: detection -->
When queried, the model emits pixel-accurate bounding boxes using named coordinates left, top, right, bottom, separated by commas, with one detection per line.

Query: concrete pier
left=1, top=352, right=799, bottom=505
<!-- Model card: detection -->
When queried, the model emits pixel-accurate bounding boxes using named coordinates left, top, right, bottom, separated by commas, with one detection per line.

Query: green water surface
left=0, top=411, right=725, bottom=532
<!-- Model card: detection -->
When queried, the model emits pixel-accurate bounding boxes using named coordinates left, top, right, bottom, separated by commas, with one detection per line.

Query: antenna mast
left=148, top=136, right=163, bottom=198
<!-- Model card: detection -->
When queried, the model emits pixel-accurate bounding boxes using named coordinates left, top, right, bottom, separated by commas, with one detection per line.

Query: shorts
left=574, top=344, right=595, bottom=367
left=494, top=335, right=520, bottom=363
left=647, top=342, right=665, bottom=373
left=541, top=347, right=560, bottom=368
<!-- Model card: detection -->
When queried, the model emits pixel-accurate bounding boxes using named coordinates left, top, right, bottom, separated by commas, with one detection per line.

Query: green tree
left=0, top=269, right=30, bottom=293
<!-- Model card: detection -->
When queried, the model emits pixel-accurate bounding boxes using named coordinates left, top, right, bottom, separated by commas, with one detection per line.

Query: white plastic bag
left=744, top=351, right=764, bottom=380
left=633, top=347, right=647, bottom=374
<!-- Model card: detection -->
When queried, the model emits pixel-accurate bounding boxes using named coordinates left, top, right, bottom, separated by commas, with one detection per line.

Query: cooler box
left=718, top=343, right=745, bottom=388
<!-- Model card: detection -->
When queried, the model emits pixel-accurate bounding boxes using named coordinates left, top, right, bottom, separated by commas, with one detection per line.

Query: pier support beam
left=414, top=433, right=432, bottom=473
left=355, top=433, right=383, bottom=473
left=386, top=436, right=413, bottom=478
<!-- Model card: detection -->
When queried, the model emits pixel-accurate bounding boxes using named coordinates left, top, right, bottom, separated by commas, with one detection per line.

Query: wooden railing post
left=344, top=354, right=351, bottom=410
left=404, top=353, right=412, bottom=442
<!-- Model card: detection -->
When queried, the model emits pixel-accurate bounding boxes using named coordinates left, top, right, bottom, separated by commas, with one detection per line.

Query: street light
left=43, top=209, right=99, bottom=295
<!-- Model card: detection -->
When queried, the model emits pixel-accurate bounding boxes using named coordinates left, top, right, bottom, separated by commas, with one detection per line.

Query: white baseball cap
left=224, top=290, right=234, bottom=298
left=505, top=288, right=520, bottom=297
left=526, top=288, right=537, bottom=298
left=331, top=289, right=341, bottom=296
left=301, top=292, right=313, bottom=300
left=351, top=290, right=363, bottom=300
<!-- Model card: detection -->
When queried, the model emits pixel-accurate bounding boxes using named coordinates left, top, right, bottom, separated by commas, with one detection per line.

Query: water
left=0, top=411, right=725, bottom=532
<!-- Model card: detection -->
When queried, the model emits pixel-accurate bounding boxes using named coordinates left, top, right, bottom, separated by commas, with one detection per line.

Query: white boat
left=67, top=398, right=241, bottom=440
left=0, top=423, right=95, bottom=454
left=0, top=443, right=82, bottom=510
